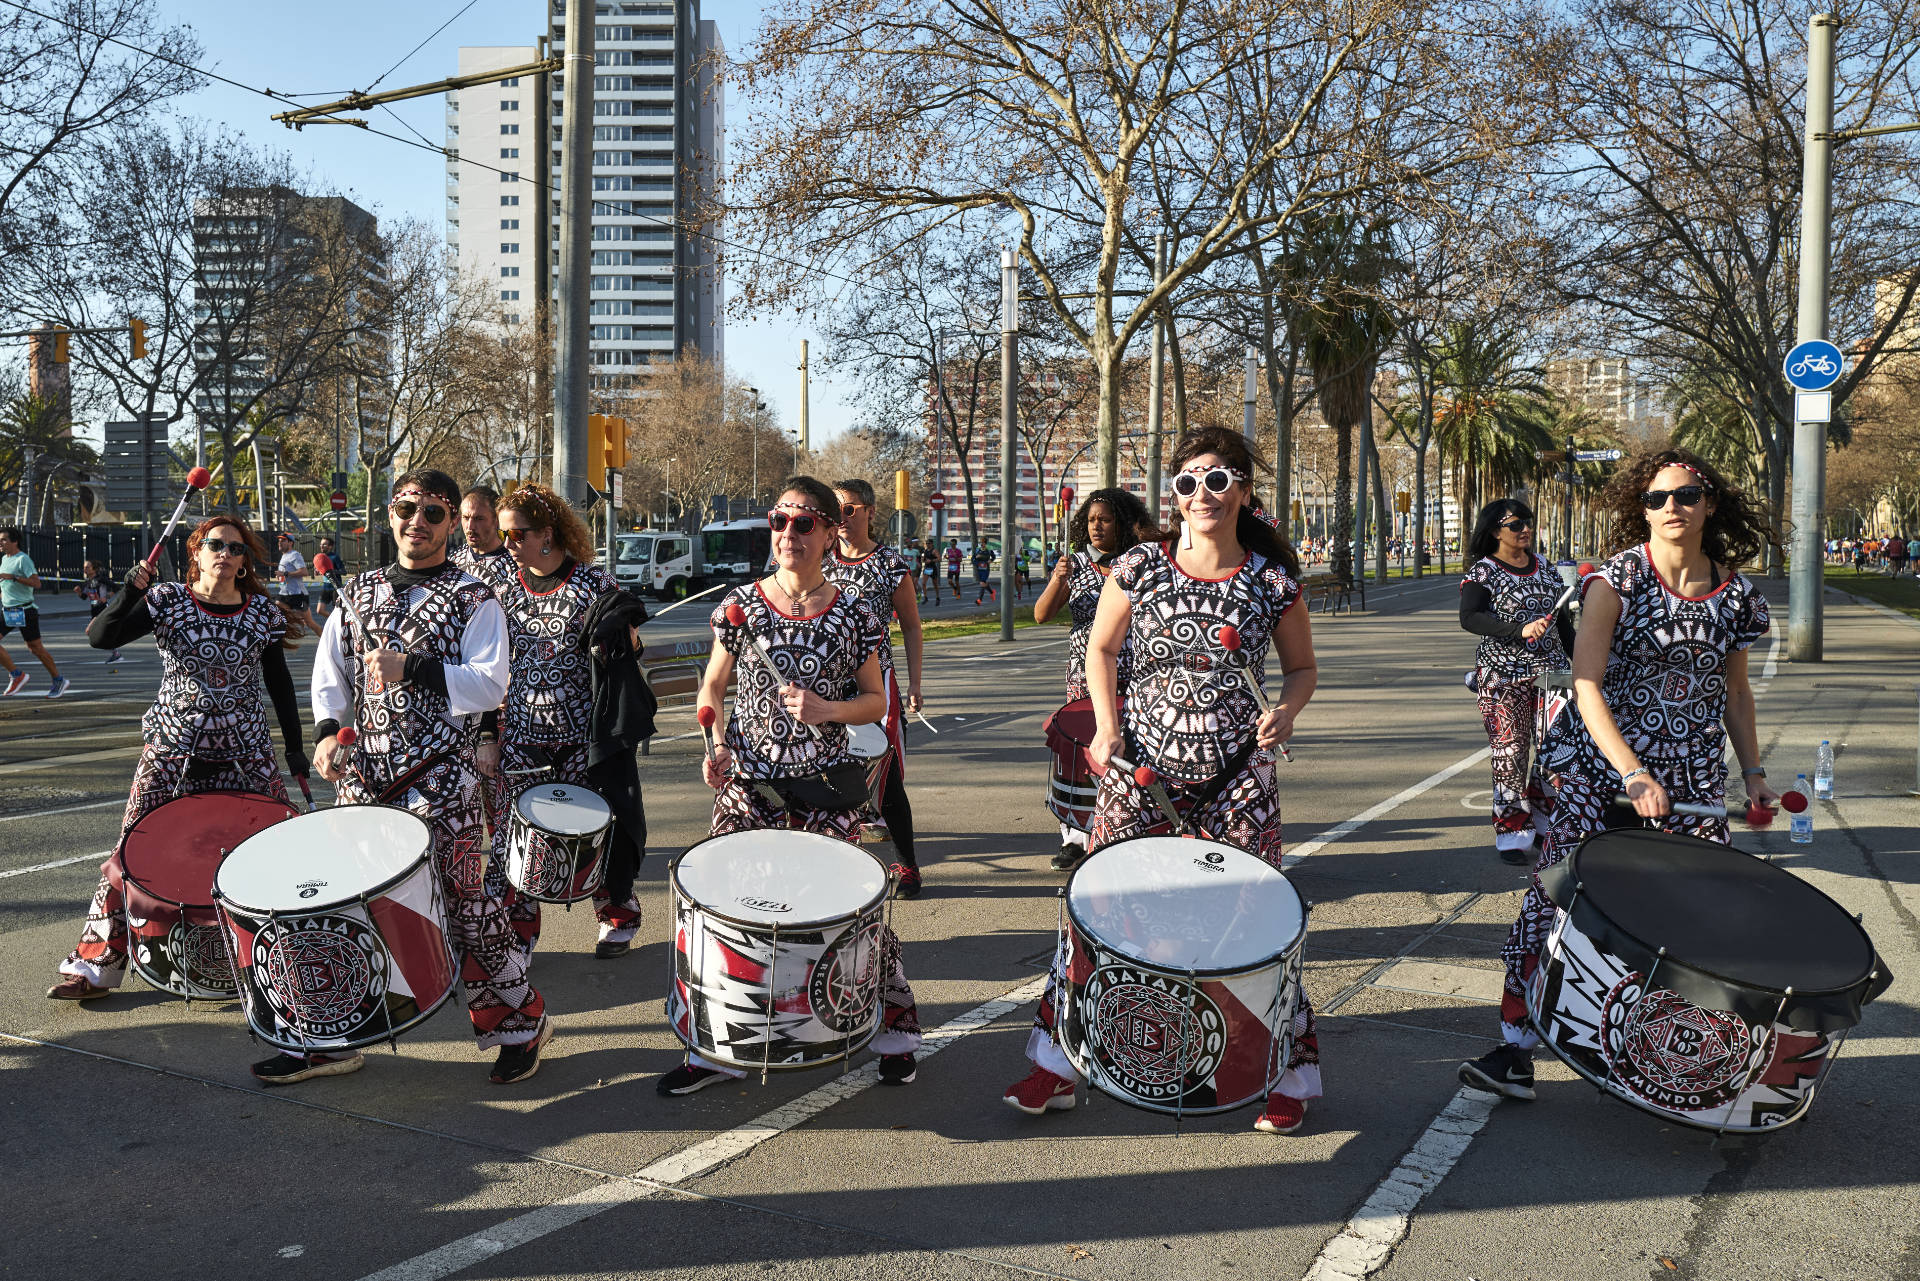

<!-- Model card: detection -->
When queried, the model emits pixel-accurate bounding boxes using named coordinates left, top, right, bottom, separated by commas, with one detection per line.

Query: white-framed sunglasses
left=1172, top=465, right=1250, bottom=498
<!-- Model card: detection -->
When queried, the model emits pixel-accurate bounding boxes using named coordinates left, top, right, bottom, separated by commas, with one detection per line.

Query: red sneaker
left=1253, top=1094, right=1307, bottom=1134
left=1003, top=1066, right=1076, bottom=1115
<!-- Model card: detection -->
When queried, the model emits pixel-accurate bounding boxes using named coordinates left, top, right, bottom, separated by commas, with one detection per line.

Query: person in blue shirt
left=0, top=526, right=67, bottom=697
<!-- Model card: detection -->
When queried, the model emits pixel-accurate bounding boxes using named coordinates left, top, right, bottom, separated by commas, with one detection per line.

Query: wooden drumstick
left=1218, top=625, right=1291, bottom=763
left=696, top=704, right=720, bottom=764
left=724, top=601, right=819, bottom=739
left=1112, top=754, right=1191, bottom=837
left=142, top=466, right=212, bottom=569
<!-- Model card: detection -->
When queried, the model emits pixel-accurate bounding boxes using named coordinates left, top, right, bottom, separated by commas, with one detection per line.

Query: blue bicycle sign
left=1783, top=339, right=1845, bottom=392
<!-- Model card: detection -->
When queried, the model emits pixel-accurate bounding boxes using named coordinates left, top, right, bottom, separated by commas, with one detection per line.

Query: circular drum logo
left=1083, top=964, right=1226, bottom=1102
left=171, top=920, right=237, bottom=994
left=809, top=923, right=880, bottom=1034
left=1601, top=976, right=1761, bottom=1112
left=253, top=914, right=387, bottom=1038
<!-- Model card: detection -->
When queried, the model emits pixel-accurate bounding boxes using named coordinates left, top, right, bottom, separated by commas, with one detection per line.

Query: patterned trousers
left=1027, top=750, right=1322, bottom=1100
left=61, top=747, right=287, bottom=988
left=1475, top=673, right=1552, bottom=853
left=343, top=755, right=545, bottom=1049
left=687, top=781, right=922, bottom=1074
left=1498, top=763, right=1730, bottom=1047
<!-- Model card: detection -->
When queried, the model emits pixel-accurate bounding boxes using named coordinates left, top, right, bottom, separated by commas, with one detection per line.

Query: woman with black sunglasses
left=1459, top=499, right=1573, bottom=867
left=49, top=515, right=309, bottom=1001
left=1459, top=447, right=1782, bottom=1104
left=660, top=477, right=922, bottom=1097
left=1003, top=428, right=1323, bottom=1136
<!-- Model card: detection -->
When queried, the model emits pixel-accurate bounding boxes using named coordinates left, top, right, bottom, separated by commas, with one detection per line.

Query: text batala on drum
left=1456, top=448, right=1890, bottom=1132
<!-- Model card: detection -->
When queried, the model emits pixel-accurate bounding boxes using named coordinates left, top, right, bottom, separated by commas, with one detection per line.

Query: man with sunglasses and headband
left=1460, top=448, right=1780, bottom=1104
left=1458, top=499, right=1573, bottom=867
left=303, top=468, right=553, bottom=1087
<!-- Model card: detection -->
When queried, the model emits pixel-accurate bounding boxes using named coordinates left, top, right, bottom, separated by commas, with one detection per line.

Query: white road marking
left=0, top=849, right=110, bottom=879
left=0, top=798, right=122, bottom=824
left=1302, top=1087, right=1499, bottom=1280
left=958, top=638, right=1070, bottom=661
left=0, top=744, right=143, bottom=776
left=355, top=974, right=1049, bottom=1281
left=1282, top=746, right=1492, bottom=869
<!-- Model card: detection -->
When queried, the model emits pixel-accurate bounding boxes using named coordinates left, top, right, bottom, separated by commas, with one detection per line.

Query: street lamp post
left=664, top=456, right=675, bottom=530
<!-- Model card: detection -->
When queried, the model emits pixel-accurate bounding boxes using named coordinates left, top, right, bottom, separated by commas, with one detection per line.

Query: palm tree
left=1432, top=322, right=1556, bottom=519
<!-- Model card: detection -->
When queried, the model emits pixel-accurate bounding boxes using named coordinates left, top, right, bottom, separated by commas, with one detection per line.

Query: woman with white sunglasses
left=1003, top=427, right=1323, bottom=1136
left=1459, top=447, right=1781, bottom=1104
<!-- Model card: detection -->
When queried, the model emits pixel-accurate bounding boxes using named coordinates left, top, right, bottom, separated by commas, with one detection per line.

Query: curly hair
left=1068, top=487, right=1156, bottom=555
left=498, top=482, right=597, bottom=565
left=1599, top=447, right=1779, bottom=569
left=1163, top=427, right=1302, bottom=578
left=186, top=514, right=309, bottom=647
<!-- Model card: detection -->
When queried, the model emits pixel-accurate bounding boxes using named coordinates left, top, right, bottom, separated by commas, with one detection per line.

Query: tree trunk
left=1412, top=383, right=1433, bottom=577
left=1369, top=417, right=1389, bottom=582
left=1168, top=325, right=1188, bottom=439
left=1331, top=394, right=1355, bottom=583
left=1353, top=409, right=1371, bottom=579
left=1095, top=350, right=1121, bottom=489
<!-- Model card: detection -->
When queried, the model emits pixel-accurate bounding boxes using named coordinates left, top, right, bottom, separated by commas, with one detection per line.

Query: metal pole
left=1000, top=246, right=1018, bottom=642
left=533, top=26, right=553, bottom=470
left=552, top=0, right=593, bottom=509
left=1565, top=433, right=1575, bottom=562
left=1146, top=235, right=1166, bottom=524
left=798, top=340, right=810, bottom=454
left=1242, top=346, right=1258, bottom=446
left=1789, top=12, right=1839, bottom=662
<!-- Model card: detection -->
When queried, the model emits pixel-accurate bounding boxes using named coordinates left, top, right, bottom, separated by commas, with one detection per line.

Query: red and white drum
left=1058, top=835, right=1308, bottom=1115
left=215, top=806, right=458, bottom=1053
left=1043, top=699, right=1101, bottom=833
left=669, top=830, right=889, bottom=1071
left=504, top=782, right=613, bottom=904
left=1528, top=829, right=1890, bottom=1133
left=114, top=791, right=299, bottom=1000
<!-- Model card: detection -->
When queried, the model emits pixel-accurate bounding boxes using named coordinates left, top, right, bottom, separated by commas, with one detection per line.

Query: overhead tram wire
left=363, top=0, right=482, bottom=93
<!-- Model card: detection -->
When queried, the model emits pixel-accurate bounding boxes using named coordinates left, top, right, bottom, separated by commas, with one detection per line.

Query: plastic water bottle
left=1790, top=774, right=1814, bottom=844
left=1814, top=741, right=1835, bottom=801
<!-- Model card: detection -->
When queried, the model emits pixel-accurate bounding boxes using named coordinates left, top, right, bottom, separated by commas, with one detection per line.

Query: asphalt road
left=1, top=574, right=1914, bottom=1281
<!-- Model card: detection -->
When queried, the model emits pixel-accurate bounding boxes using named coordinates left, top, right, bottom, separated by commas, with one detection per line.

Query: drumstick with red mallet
left=142, top=466, right=213, bottom=570
left=1111, top=754, right=1196, bottom=837
left=1613, top=790, right=1805, bottom=828
left=1217, top=625, right=1291, bottom=763
left=724, top=601, right=819, bottom=738
left=1549, top=563, right=1598, bottom=617
left=696, top=704, right=722, bottom=767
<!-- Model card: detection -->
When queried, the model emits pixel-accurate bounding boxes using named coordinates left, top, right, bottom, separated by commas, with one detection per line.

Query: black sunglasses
left=390, top=499, right=451, bottom=525
left=1499, top=518, right=1532, bottom=532
left=1172, top=466, right=1249, bottom=498
left=201, top=537, right=246, bottom=557
left=1640, top=485, right=1710, bottom=511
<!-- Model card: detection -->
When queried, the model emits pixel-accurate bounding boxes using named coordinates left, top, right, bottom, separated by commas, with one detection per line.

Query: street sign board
left=611, top=473, right=625, bottom=507
left=331, top=470, right=349, bottom=492
left=330, top=490, right=348, bottom=512
left=102, top=418, right=172, bottom=513
left=1783, top=339, right=1845, bottom=392
left=1573, top=449, right=1624, bottom=462
left=929, top=492, right=946, bottom=511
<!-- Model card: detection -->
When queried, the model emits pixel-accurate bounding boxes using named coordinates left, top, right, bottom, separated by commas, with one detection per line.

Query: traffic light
left=51, top=328, right=69, bottom=363
left=130, top=318, right=148, bottom=360
left=607, top=415, right=628, bottom=469
left=589, top=413, right=629, bottom=475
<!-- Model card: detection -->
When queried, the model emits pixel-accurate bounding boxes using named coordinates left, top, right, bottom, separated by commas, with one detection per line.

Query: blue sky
left=156, top=0, right=852, bottom=438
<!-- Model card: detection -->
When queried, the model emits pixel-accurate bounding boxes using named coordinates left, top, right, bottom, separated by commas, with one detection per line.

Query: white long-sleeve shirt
left=310, top=583, right=510, bottom=728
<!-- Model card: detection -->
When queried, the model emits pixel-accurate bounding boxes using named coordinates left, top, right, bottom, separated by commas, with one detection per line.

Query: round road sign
left=1783, top=340, right=1845, bottom=392
left=330, top=490, right=348, bottom=512
left=929, top=492, right=946, bottom=511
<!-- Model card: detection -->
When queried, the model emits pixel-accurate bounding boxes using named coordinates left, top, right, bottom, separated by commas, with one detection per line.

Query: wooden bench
left=637, top=637, right=722, bottom=756
left=1301, top=573, right=1356, bottom=615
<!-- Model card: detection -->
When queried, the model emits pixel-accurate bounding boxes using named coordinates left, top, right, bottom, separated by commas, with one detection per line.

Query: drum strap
left=1175, top=736, right=1261, bottom=830
left=750, top=761, right=871, bottom=815
left=371, top=748, right=461, bottom=804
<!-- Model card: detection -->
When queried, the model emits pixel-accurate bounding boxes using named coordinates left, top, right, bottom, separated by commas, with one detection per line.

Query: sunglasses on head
left=390, top=498, right=450, bottom=525
left=200, top=537, right=246, bottom=557
left=768, top=505, right=834, bottom=535
left=1500, top=517, right=1533, bottom=532
left=1172, top=465, right=1250, bottom=498
left=1640, top=485, right=1711, bottom=511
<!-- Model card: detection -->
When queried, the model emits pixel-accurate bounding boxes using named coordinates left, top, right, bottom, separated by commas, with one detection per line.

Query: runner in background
left=0, top=526, right=66, bottom=697
left=274, top=533, right=320, bottom=635
left=312, top=538, right=340, bottom=620
left=945, top=539, right=963, bottom=597
left=78, top=560, right=118, bottom=662
left=970, top=544, right=997, bottom=605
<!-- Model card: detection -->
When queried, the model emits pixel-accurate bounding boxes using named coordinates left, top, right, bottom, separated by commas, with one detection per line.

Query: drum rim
left=669, top=830, right=891, bottom=930
left=1065, top=835, right=1308, bottom=978
left=118, top=790, right=302, bottom=910
left=511, top=782, right=613, bottom=835
left=214, top=803, right=435, bottom=915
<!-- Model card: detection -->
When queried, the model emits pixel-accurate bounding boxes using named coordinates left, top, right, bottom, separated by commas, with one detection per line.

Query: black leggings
left=880, top=763, right=917, bottom=868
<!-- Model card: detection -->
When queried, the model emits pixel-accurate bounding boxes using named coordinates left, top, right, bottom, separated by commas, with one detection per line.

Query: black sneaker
left=878, top=1053, right=916, bottom=1085
left=491, top=1017, right=555, bottom=1085
left=1051, top=844, right=1084, bottom=871
left=1498, top=843, right=1532, bottom=866
left=891, top=863, right=922, bottom=900
left=251, top=1051, right=364, bottom=1086
left=657, top=1063, right=734, bottom=1096
left=1458, top=1043, right=1536, bottom=1100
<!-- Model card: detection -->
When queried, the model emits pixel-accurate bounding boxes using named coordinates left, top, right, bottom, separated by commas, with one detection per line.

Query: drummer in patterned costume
left=1004, top=428, right=1323, bottom=1135
left=1458, top=498, right=1573, bottom=865
left=824, top=477, right=926, bottom=896
left=658, top=477, right=923, bottom=1096
left=1459, top=448, right=1781, bottom=1103
left=1032, top=487, right=1154, bottom=868
left=454, top=484, right=514, bottom=588
left=303, top=469, right=552, bottom=1088
left=48, top=515, right=309, bottom=1001
left=482, top=483, right=649, bottom=959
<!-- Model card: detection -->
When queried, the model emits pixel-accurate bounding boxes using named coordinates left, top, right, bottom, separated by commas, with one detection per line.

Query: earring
left=541, top=539, right=552, bottom=555
left=1179, top=520, right=1194, bottom=550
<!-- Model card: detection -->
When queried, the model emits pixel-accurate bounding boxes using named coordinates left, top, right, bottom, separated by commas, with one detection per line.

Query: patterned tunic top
left=711, top=583, right=886, bottom=780
left=496, top=560, right=620, bottom=746
left=454, top=544, right=515, bottom=592
left=339, top=564, right=499, bottom=778
left=1063, top=549, right=1134, bottom=700
left=824, top=542, right=909, bottom=675
left=1460, top=554, right=1571, bottom=680
left=1540, top=544, right=1770, bottom=797
left=141, top=582, right=286, bottom=760
left=1112, top=541, right=1301, bottom=785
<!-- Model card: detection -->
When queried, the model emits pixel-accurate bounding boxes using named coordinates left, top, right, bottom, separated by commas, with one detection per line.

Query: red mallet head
left=335, top=725, right=358, bottom=747
left=186, top=465, right=212, bottom=491
left=1577, top=562, right=1595, bottom=576
left=724, top=602, right=747, bottom=627
left=696, top=705, right=716, bottom=729
left=1745, top=799, right=1775, bottom=828
left=1132, top=764, right=1158, bottom=788
left=1780, top=789, right=1809, bottom=814
left=1218, top=625, right=1243, bottom=652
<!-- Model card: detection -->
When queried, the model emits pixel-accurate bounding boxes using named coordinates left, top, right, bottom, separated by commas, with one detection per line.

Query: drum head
left=1069, top=837, right=1304, bottom=975
left=846, top=724, right=889, bottom=760
left=514, top=783, right=612, bottom=835
left=674, top=831, right=888, bottom=928
left=1044, top=698, right=1098, bottom=752
left=121, top=792, right=299, bottom=906
left=216, top=806, right=432, bottom=912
